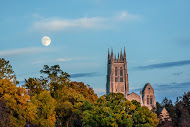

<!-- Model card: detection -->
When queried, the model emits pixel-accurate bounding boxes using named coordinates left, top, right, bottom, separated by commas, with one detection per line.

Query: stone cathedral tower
left=106, top=47, right=156, bottom=110
left=106, top=48, right=129, bottom=98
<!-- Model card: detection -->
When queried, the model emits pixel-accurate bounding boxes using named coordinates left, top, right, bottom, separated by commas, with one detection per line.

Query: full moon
left=42, top=36, right=51, bottom=46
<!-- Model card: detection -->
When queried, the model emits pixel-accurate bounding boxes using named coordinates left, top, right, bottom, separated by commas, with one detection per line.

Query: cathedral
left=106, top=48, right=156, bottom=110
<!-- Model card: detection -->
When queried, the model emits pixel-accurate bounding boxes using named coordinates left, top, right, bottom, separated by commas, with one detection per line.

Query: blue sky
left=1, top=0, right=190, bottom=103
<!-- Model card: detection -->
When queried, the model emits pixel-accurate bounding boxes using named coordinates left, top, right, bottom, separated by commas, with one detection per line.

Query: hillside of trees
left=0, top=58, right=189, bottom=127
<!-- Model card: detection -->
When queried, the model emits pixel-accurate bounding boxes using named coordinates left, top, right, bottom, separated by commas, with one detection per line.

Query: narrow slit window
left=150, top=96, right=153, bottom=105
left=120, top=67, right=123, bottom=76
left=147, top=95, right=149, bottom=105
left=115, top=67, right=118, bottom=76
left=120, top=77, right=123, bottom=82
left=115, top=77, right=118, bottom=82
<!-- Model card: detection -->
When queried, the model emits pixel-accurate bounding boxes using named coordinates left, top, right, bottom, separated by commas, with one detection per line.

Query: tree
left=131, top=100, right=141, bottom=109
left=31, top=90, right=56, bottom=127
left=132, top=106, right=159, bottom=127
left=175, top=91, right=190, bottom=127
left=82, top=93, right=159, bottom=127
left=161, top=97, right=176, bottom=125
left=0, top=97, right=11, bottom=127
left=69, top=81, right=98, bottom=104
left=23, top=77, right=46, bottom=96
left=55, top=88, right=92, bottom=127
left=0, top=58, right=18, bottom=84
left=40, top=65, right=70, bottom=97
left=0, top=79, right=37, bottom=127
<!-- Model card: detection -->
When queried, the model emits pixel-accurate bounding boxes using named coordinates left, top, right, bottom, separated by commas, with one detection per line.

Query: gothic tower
left=106, top=48, right=129, bottom=97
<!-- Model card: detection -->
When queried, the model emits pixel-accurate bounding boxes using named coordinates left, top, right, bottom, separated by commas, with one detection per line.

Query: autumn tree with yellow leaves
left=0, top=79, right=36, bottom=127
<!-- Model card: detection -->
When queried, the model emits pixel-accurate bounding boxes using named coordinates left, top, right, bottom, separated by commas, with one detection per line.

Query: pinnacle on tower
left=124, top=47, right=126, bottom=59
left=111, top=48, right=113, bottom=60
left=120, top=48, right=123, bottom=59
left=118, top=53, right=119, bottom=60
left=108, top=48, right=110, bottom=60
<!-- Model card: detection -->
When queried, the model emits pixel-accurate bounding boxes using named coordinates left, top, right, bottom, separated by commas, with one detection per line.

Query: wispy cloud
left=32, top=11, right=141, bottom=32
left=154, top=81, right=190, bottom=102
left=70, top=72, right=101, bottom=78
left=0, top=47, right=53, bottom=57
left=155, top=82, right=190, bottom=91
left=33, top=17, right=106, bottom=32
left=56, top=58, right=72, bottom=62
left=135, top=60, right=190, bottom=70
left=56, top=57, right=90, bottom=62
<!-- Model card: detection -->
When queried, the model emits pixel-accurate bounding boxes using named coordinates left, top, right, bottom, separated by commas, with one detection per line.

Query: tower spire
left=120, top=48, right=123, bottom=59
left=108, top=48, right=110, bottom=60
left=111, top=48, right=113, bottom=60
left=118, top=52, right=119, bottom=60
left=124, top=47, right=126, bottom=60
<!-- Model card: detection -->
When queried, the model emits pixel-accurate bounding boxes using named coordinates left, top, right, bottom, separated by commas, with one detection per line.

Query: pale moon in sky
left=42, top=36, right=51, bottom=46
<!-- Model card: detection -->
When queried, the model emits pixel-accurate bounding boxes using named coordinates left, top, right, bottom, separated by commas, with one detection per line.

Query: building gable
left=127, top=92, right=140, bottom=102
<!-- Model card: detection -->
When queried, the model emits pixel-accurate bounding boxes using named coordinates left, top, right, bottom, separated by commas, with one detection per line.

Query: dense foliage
left=0, top=79, right=36, bottom=126
left=2, top=58, right=189, bottom=127
left=82, top=93, right=158, bottom=127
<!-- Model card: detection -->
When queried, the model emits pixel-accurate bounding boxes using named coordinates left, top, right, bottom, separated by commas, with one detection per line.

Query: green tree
left=82, top=93, right=159, bottom=127
left=132, top=106, right=159, bottom=127
left=83, top=93, right=135, bottom=127
left=131, top=100, right=141, bottom=109
left=40, top=65, right=70, bottom=97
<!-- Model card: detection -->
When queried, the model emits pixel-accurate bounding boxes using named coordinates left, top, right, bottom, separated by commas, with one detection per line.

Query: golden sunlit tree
left=55, top=88, right=92, bottom=127
left=0, top=79, right=37, bottom=127
left=31, top=90, right=56, bottom=127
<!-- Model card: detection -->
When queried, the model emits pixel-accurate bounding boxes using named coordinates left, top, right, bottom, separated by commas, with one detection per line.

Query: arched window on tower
left=147, top=95, right=149, bottom=105
left=115, top=67, right=118, bottom=76
left=150, top=95, right=153, bottom=105
left=115, top=67, right=118, bottom=82
left=120, top=67, right=123, bottom=76
left=120, top=67, right=123, bottom=82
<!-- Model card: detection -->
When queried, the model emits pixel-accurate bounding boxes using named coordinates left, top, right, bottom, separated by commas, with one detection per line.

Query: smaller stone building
left=127, top=83, right=156, bottom=110
left=141, top=83, right=156, bottom=110
left=127, top=92, right=141, bottom=102
left=159, top=107, right=172, bottom=122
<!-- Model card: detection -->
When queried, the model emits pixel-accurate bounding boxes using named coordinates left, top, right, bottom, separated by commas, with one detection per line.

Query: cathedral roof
left=127, top=92, right=140, bottom=102
left=142, top=83, right=154, bottom=99
left=128, top=92, right=139, bottom=97
left=142, top=83, right=153, bottom=93
left=142, top=83, right=149, bottom=92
